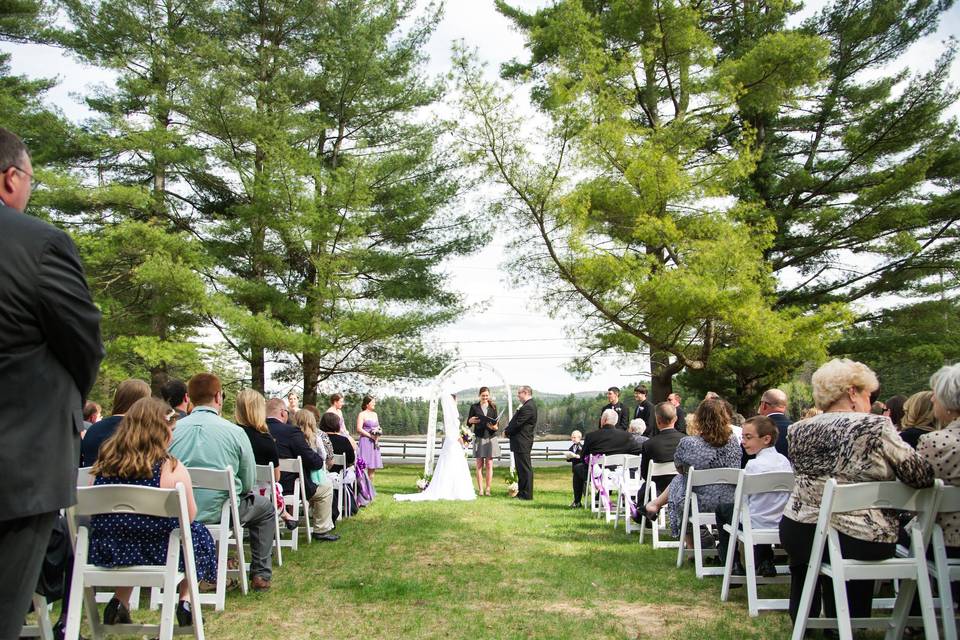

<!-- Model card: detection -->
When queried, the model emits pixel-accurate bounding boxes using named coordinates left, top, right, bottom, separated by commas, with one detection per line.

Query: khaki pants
left=309, top=477, right=334, bottom=534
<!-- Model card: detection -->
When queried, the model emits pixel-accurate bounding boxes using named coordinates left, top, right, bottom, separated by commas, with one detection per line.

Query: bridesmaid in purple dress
left=356, top=395, right=383, bottom=482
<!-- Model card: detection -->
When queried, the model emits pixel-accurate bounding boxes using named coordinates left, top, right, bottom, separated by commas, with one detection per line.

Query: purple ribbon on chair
left=588, top=455, right=612, bottom=512
left=354, top=458, right=374, bottom=505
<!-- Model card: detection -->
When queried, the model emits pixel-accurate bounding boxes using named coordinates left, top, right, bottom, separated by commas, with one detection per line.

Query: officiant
left=467, top=386, right=500, bottom=496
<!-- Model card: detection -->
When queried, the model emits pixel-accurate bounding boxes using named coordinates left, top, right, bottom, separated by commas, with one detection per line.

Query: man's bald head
left=760, top=388, right=788, bottom=415
left=265, top=397, right=287, bottom=419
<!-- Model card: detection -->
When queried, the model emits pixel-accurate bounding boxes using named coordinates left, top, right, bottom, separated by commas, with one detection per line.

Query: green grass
left=195, top=465, right=794, bottom=639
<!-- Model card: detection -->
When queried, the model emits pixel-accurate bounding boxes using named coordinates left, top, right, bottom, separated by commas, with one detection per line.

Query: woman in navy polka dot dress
left=88, top=397, right=217, bottom=627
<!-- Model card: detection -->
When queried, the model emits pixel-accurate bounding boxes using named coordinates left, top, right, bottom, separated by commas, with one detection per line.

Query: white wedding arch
left=423, top=360, right=514, bottom=475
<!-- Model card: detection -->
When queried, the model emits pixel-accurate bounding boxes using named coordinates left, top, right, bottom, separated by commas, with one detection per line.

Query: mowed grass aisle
left=200, top=466, right=793, bottom=639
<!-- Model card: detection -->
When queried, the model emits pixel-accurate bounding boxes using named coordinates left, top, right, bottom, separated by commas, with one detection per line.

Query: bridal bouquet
left=415, top=473, right=432, bottom=491
left=458, top=424, right=475, bottom=448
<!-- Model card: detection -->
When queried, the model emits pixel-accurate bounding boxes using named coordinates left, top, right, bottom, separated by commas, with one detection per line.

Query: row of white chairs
left=51, top=455, right=360, bottom=639
left=584, top=454, right=960, bottom=639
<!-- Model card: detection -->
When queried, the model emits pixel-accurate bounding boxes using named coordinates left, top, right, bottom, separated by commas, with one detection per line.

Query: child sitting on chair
left=714, top=415, right=792, bottom=578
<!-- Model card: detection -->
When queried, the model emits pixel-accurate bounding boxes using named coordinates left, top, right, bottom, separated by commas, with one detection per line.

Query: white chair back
left=64, top=483, right=205, bottom=640
left=639, top=461, right=679, bottom=548
left=720, top=471, right=795, bottom=614
left=278, top=456, right=312, bottom=543
left=676, top=466, right=743, bottom=578
left=792, top=479, right=943, bottom=640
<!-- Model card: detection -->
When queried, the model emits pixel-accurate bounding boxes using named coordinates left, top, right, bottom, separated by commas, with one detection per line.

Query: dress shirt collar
left=192, top=406, right=219, bottom=416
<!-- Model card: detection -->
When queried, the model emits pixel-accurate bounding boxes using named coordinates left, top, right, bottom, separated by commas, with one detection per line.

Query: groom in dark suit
left=0, top=128, right=104, bottom=636
left=505, top=385, right=537, bottom=500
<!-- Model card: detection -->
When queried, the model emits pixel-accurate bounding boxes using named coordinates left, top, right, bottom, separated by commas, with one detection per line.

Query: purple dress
left=358, top=417, right=383, bottom=470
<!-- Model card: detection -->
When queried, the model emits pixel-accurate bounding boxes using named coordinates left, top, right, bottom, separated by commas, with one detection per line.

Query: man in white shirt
left=715, top=415, right=792, bottom=577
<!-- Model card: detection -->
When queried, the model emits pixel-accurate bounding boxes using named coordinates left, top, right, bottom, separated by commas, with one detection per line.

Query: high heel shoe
left=103, top=596, right=132, bottom=625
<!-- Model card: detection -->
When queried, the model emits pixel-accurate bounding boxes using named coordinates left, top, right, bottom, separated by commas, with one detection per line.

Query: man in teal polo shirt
left=169, top=372, right=276, bottom=591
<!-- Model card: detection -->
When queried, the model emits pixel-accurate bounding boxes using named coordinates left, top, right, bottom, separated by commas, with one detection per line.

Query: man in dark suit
left=639, top=402, right=686, bottom=497
left=505, top=385, right=537, bottom=500
left=668, top=392, right=687, bottom=433
left=632, top=385, right=656, bottom=437
left=266, top=398, right=338, bottom=542
left=0, top=128, right=104, bottom=637
left=758, top=388, right=792, bottom=458
left=160, top=378, right=190, bottom=419
left=599, top=386, right=629, bottom=430
left=581, top=413, right=644, bottom=459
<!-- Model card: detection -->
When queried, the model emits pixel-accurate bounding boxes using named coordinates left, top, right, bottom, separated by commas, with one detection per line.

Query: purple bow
left=587, top=455, right=612, bottom=512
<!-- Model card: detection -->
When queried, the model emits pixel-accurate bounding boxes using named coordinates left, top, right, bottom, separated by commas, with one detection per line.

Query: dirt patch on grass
left=542, top=600, right=721, bottom=638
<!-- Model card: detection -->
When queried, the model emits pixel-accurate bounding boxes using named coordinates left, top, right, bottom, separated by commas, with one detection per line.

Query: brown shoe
left=250, top=575, right=271, bottom=592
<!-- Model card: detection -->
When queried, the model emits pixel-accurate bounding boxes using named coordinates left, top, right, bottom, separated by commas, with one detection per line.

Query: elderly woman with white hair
left=917, top=363, right=960, bottom=558
left=779, top=358, right=933, bottom=627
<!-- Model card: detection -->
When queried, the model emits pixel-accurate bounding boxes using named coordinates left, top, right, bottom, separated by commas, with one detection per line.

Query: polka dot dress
left=90, top=461, right=217, bottom=582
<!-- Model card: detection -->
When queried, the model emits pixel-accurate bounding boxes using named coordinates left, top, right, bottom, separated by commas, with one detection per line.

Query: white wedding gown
left=395, top=394, right=476, bottom=502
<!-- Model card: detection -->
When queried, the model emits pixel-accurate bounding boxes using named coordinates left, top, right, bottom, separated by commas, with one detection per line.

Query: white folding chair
left=616, top=455, right=644, bottom=533
left=928, top=485, right=960, bottom=640
left=586, top=454, right=605, bottom=515
left=600, top=454, right=627, bottom=523
left=791, top=479, right=942, bottom=640
left=329, top=454, right=346, bottom=522
left=278, top=457, right=311, bottom=542
left=639, top=461, right=680, bottom=549
left=676, top=466, right=743, bottom=578
left=720, top=471, right=795, bottom=615
left=254, top=463, right=283, bottom=566
left=77, top=466, right=93, bottom=487
left=64, top=483, right=205, bottom=640
left=166, top=466, right=248, bottom=611
left=20, top=593, right=54, bottom=640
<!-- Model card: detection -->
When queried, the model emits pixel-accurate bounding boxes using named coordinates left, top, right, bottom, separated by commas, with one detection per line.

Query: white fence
left=376, top=436, right=571, bottom=466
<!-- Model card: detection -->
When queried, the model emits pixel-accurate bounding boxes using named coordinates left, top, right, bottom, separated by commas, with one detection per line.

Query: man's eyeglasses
left=4, top=165, right=33, bottom=180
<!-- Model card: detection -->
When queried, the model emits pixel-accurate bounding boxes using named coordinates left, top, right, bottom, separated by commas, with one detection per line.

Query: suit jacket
left=267, top=417, right=324, bottom=498
left=0, top=204, right=104, bottom=520
left=634, top=400, right=656, bottom=437
left=504, top=399, right=537, bottom=453
left=580, top=427, right=643, bottom=459
left=769, top=413, right=793, bottom=459
left=640, top=427, right=685, bottom=494
left=600, top=401, right=630, bottom=430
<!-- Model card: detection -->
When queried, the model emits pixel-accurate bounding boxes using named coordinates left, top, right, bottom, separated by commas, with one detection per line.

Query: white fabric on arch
left=395, top=393, right=475, bottom=502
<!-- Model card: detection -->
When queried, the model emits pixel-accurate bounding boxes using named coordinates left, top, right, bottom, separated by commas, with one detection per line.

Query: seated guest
left=758, top=388, right=792, bottom=458
left=581, top=409, right=644, bottom=459
left=899, top=390, right=939, bottom=449
left=567, top=430, right=585, bottom=508
left=637, top=402, right=687, bottom=507
left=80, top=379, right=151, bottom=466
left=779, top=359, right=933, bottom=627
left=715, top=415, right=792, bottom=578
left=82, top=401, right=101, bottom=431
left=320, top=412, right=357, bottom=520
left=627, top=422, right=648, bottom=448
left=235, top=389, right=298, bottom=531
left=266, top=399, right=337, bottom=542
left=169, top=373, right=276, bottom=591
left=160, top=378, right=190, bottom=419
left=89, top=397, right=216, bottom=627
left=918, top=364, right=960, bottom=556
left=645, top=398, right=742, bottom=548
left=885, top=394, right=907, bottom=430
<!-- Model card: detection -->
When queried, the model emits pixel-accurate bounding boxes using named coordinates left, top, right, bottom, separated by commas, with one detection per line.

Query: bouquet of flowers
left=459, top=424, right=475, bottom=448
left=415, top=472, right=431, bottom=491
left=369, top=425, right=383, bottom=449
left=503, top=469, right=519, bottom=497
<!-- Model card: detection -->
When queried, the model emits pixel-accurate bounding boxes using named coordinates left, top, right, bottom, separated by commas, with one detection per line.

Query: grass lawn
left=192, top=465, right=795, bottom=639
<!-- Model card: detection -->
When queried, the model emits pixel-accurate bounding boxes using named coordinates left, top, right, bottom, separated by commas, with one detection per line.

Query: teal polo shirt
left=169, top=406, right=256, bottom=524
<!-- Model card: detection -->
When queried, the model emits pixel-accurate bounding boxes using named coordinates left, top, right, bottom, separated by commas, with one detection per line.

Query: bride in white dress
left=395, top=393, right=476, bottom=502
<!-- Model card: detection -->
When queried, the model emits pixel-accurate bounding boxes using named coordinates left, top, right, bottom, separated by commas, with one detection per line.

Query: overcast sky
left=2, top=0, right=958, bottom=399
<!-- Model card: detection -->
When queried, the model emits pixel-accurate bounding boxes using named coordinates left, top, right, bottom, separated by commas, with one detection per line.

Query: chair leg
left=831, top=570, right=854, bottom=640
left=791, top=558, right=821, bottom=640
left=745, top=538, right=759, bottom=616
left=886, top=579, right=916, bottom=640
left=721, top=531, right=736, bottom=602
left=692, top=517, right=705, bottom=579
left=936, top=560, right=957, bottom=640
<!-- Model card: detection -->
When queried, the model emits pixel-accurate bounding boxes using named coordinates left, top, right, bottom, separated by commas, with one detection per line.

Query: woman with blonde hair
left=779, top=358, right=932, bottom=626
left=898, top=390, right=939, bottom=449
left=644, top=398, right=742, bottom=545
left=235, top=388, right=298, bottom=530
left=88, top=397, right=216, bottom=627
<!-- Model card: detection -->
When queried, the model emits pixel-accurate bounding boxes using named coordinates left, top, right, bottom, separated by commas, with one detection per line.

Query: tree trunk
left=150, top=365, right=168, bottom=398
left=302, top=351, right=320, bottom=406
left=250, top=346, right=265, bottom=393
left=650, top=349, right=674, bottom=403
